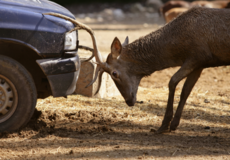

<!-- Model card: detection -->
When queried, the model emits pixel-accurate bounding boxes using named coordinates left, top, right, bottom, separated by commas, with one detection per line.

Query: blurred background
left=55, top=0, right=165, bottom=24
left=51, top=0, right=230, bottom=25
left=52, top=0, right=196, bottom=5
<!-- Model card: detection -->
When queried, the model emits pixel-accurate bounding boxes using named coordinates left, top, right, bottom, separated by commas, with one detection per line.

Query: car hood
left=0, top=0, right=75, bottom=19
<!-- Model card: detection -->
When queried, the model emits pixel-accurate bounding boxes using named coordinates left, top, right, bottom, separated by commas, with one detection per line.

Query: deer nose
left=125, top=99, right=135, bottom=106
left=124, top=92, right=136, bottom=106
left=125, top=95, right=136, bottom=106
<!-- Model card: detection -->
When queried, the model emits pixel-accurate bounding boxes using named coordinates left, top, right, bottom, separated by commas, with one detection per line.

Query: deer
left=44, top=7, right=230, bottom=134
left=191, top=0, right=230, bottom=9
left=164, top=7, right=189, bottom=23
left=159, top=0, right=190, bottom=21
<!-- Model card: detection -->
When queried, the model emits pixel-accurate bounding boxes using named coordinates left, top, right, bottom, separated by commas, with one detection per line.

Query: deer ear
left=111, top=37, right=122, bottom=59
left=122, top=36, right=129, bottom=47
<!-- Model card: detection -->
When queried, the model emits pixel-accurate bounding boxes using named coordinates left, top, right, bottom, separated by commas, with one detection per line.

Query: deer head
left=108, top=37, right=142, bottom=106
left=92, top=37, right=142, bottom=106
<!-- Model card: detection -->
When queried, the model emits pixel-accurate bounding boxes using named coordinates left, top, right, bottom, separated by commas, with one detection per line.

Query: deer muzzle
left=125, top=92, right=136, bottom=106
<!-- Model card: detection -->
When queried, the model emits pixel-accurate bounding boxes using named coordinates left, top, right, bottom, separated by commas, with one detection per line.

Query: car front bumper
left=36, top=52, right=80, bottom=97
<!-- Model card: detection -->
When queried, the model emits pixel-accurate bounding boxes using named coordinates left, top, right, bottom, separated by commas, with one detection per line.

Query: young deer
left=46, top=7, right=230, bottom=133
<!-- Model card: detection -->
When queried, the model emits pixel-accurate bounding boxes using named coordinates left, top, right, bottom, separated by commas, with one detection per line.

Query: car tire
left=0, top=55, right=37, bottom=132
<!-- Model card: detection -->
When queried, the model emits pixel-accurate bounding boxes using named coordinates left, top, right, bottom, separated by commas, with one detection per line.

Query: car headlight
left=64, top=31, right=77, bottom=50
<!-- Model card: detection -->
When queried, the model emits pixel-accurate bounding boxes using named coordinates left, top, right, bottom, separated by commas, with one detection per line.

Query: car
left=0, top=0, right=81, bottom=132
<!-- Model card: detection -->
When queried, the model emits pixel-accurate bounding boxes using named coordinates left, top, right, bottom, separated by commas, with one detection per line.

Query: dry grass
left=35, top=86, right=230, bottom=135
left=1, top=86, right=230, bottom=160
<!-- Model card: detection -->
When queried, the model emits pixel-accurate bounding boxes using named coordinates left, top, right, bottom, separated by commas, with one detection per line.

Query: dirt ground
left=1, top=12, right=230, bottom=160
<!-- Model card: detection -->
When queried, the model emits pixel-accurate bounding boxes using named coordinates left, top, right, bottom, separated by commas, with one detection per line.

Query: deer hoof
left=170, top=119, right=179, bottom=131
left=155, top=124, right=170, bottom=134
left=170, top=125, right=177, bottom=131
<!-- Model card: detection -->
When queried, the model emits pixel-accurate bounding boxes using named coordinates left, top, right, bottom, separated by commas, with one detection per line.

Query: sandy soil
left=1, top=15, right=230, bottom=160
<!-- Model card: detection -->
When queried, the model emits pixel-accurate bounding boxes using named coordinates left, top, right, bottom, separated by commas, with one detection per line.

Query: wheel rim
left=0, top=75, right=18, bottom=123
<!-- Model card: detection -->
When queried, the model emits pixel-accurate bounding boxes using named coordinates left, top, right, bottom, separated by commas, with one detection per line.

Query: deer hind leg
left=170, top=68, right=203, bottom=131
left=156, top=63, right=197, bottom=134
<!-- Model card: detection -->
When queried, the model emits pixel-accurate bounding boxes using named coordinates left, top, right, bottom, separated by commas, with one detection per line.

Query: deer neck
left=121, top=30, right=178, bottom=77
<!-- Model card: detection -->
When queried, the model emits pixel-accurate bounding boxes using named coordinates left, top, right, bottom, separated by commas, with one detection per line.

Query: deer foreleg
left=170, top=68, right=203, bottom=131
left=156, top=63, right=196, bottom=134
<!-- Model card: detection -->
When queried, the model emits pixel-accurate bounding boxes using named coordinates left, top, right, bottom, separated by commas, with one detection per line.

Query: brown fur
left=164, top=7, right=189, bottom=23
left=161, top=1, right=230, bottom=23
left=160, top=1, right=190, bottom=14
left=121, top=7, right=230, bottom=76
left=191, top=0, right=230, bottom=8
left=105, top=7, right=230, bottom=133
left=159, top=0, right=190, bottom=20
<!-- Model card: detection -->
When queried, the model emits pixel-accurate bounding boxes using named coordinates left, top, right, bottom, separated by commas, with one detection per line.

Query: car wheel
left=0, top=55, right=37, bottom=132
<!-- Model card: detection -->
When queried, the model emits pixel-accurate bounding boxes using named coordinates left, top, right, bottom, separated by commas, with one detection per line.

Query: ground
left=1, top=11, right=230, bottom=160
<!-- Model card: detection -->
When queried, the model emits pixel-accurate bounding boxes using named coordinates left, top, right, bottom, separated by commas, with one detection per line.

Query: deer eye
left=112, top=71, right=118, bottom=78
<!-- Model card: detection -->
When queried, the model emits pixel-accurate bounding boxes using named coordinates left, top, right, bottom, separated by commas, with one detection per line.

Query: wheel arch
left=0, top=38, right=52, bottom=98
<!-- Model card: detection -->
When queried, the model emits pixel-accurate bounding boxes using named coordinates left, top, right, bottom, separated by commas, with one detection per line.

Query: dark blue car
left=0, top=0, right=81, bottom=131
